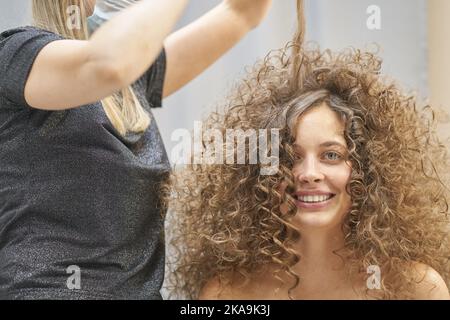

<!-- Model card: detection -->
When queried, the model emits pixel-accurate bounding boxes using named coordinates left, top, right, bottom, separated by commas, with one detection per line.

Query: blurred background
left=1, top=0, right=449, bottom=153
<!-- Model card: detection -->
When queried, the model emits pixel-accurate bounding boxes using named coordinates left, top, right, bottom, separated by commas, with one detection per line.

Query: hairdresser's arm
left=163, top=0, right=272, bottom=97
left=25, top=0, right=188, bottom=110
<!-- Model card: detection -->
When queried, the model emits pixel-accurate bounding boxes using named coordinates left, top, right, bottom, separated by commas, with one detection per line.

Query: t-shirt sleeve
left=0, top=27, right=63, bottom=108
left=143, top=48, right=167, bottom=108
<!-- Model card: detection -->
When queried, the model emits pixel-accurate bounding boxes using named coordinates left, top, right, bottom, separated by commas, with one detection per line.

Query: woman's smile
left=295, top=192, right=337, bottom=210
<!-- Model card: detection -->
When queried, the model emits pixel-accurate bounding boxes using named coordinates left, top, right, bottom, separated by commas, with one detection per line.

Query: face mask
left=87, top=0, right=140, bottom=35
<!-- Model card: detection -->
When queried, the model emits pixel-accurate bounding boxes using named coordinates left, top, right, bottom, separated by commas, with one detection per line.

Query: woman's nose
left=296, top=157, right=324, bottom=184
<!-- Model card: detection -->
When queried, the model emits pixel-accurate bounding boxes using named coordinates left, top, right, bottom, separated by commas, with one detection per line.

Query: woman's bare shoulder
left=408, top=262, right=449, bottom=300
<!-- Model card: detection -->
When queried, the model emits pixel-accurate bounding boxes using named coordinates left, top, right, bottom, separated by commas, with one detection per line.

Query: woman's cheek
left=328, top=164, right=352, bottom=190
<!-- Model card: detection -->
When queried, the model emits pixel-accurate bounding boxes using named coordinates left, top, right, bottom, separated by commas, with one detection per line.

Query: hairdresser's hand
left=223, top=0, right=273, bottom=30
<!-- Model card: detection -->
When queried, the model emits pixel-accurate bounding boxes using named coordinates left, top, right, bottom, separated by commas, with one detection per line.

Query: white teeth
left=298, top=194, right=333, bottom=203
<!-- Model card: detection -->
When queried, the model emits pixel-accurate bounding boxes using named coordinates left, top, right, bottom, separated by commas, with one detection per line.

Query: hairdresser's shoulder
left=0, top=26, right=61, bottom=43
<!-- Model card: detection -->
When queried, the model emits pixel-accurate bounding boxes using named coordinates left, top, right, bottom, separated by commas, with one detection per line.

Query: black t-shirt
left=0, top=26, right=170, bottom=299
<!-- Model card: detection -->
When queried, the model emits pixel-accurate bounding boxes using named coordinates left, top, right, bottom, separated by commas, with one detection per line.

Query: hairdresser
left=0, top=0, right=272, bottom=299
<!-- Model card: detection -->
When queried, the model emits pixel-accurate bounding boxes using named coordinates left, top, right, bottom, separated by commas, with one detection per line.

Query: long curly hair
left=164, top=3, right=450, bottom=300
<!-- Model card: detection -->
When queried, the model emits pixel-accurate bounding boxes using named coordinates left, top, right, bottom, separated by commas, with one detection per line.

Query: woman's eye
left=323, top=151, right=342, bottom=161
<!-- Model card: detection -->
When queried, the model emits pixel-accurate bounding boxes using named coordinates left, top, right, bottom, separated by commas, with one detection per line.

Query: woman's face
left=289, top=102, right=352, bottom=231
left=84, top=0, right=96, bottom=16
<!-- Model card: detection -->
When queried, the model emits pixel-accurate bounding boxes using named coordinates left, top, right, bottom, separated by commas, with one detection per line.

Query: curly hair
left=164, top=3, right=450, bottom=298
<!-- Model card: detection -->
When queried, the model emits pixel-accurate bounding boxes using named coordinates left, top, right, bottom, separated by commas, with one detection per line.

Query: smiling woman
left=164, top=1, right=450, bottom=300
left=286, top=101, right=353, bottom=232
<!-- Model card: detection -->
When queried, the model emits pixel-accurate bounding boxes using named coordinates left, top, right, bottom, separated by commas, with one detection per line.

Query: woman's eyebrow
left=319, top=141, right=347, bottom=148
left=293, top=141, right=347, bottom=150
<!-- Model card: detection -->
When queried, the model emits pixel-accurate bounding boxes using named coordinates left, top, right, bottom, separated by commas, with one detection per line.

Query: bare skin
left=200, top=267, right=371, bottom=300
left=200, top=261, right=449, bottom=300
left=200, top=262, right=449, bottom=300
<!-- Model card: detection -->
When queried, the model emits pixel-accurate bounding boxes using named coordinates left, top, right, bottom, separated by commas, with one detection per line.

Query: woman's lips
left=295, top=194, right=336, bottom=210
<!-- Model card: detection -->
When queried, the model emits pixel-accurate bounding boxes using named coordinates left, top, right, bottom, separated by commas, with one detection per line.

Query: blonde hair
left=31, top=0, right=151, bottom=136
